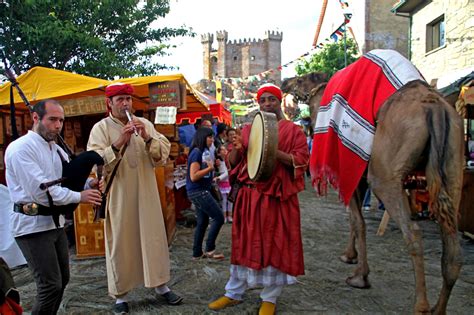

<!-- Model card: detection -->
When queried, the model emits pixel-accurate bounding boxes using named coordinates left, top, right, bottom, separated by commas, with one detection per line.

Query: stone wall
left=344, top=0, right=408, bottom=56
left=201, top=30, right=282, bottom=84
left=409, top=0, right=474, bottom=82
left=366, top=0, right=409, bottom=56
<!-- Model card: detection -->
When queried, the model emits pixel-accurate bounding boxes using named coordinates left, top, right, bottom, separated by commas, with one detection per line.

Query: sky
left=155, top=0, right=325, bottom=84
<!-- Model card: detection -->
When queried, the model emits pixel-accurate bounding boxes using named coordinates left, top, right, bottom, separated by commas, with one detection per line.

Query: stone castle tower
left=201, top=30, right=283, bottom=84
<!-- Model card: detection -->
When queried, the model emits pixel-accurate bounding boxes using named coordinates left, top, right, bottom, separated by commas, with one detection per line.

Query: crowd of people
left=2, top=82, right=308, bottom=315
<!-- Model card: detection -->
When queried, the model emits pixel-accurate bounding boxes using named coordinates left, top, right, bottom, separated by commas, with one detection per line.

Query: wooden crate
left=74, top=204, right=105, bottom=258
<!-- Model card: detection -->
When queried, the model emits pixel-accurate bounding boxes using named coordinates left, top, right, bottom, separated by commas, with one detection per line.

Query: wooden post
left=376, top=210, right=391, bottom=236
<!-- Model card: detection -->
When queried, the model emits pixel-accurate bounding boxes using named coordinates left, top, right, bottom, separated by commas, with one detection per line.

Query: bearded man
left=5, top=99, right=102, bottom=314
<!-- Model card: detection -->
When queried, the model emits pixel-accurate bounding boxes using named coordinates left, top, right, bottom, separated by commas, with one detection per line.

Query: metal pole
left=344, top=22, right=347, bottom=67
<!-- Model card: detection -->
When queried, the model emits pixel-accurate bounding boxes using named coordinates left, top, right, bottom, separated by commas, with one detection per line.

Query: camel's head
left=281, top=72, right=328, bottom=103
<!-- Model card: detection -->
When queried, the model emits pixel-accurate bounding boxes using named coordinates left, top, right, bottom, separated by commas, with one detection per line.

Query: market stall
left=175, top=91, right=232, bottom=125
left=0, top=66, right=210, bottom=256
left=439, top=72, right=474, bottom=235
left=458, top=84, right=474, bottom=235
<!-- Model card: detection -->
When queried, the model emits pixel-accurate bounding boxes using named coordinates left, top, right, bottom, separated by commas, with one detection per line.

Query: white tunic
left=87, top=115, right=171, bottom=296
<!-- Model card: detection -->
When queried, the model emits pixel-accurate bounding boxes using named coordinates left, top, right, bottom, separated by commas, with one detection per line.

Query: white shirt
left=5, top=131, right=81, bottom=237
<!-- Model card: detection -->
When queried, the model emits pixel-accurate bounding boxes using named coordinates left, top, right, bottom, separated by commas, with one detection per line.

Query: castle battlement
left=216, top=30, right=228, bottom=42
left=201, top=33, right=214, bottom=44
left=201, top=30, right=282, bottom=84
left=265, top=30, right=283, bottom=41
left=229, top=37, right=265, bottom=45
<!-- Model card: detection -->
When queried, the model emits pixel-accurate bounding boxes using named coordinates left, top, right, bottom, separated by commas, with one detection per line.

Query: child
left=214, top=145, right=233, bottom=223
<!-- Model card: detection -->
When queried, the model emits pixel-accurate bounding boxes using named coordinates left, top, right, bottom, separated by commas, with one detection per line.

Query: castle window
left=233, top=56, right=238, bottom=61
left=211, top=56, right=218, bottom=63
left=251, top=56, right=255, bottom=61
left=426, top=15, right=445, bottom=52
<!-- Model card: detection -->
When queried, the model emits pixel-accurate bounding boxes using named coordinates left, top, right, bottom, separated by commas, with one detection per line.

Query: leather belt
left=13, top=203, right=40, bottom=216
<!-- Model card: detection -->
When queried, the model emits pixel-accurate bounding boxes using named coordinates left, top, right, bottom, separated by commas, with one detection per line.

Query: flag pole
left=343, top=21, right=347, bottom=67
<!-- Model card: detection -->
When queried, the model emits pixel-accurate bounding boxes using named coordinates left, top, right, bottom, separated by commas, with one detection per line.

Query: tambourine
left=247, top=111, right=278, bottom=181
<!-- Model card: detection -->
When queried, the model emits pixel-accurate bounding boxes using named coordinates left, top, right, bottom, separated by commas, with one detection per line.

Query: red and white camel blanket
left=310, top=49, right=424, bottom=205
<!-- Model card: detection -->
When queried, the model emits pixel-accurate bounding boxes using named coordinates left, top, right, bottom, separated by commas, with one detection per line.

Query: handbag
left=210, top=183, right=223, bottom=202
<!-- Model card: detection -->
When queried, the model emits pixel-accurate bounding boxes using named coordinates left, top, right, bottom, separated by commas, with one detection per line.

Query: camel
left=281, top=64, right=464, bottom=314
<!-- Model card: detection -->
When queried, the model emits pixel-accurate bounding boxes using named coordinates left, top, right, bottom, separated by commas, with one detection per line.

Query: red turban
left=256, top=83, right=282, bottom=101
left=105, top=83, right=134, bottom=98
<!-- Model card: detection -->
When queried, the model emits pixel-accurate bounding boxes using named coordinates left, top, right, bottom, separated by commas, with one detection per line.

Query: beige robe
left=87, top=115, right=171, bottom=296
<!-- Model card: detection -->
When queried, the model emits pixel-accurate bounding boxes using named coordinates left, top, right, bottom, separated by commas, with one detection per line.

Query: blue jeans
left=187, top=189, right=225, bottom=258
left=363, top=188, right=385, bottom=210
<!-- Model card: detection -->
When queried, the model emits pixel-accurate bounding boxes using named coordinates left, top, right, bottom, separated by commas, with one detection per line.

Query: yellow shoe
left=259, top=301, right=276, bottom=315
left=208, top=296, right=241, bottom=310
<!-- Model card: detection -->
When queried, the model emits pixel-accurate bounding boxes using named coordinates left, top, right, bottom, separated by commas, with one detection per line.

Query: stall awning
left=113, top=74, right=209, bottom=113
left=0, top=66, right=109, bottom=109
left=0, top=67, right=208, bottom=113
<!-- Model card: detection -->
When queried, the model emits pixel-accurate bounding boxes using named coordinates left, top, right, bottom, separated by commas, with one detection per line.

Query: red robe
left=229, top=120, right=308, bottom=276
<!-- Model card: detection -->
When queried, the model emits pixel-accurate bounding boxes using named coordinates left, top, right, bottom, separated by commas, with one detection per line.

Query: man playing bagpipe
left=4, top=99, right=103, bottom=314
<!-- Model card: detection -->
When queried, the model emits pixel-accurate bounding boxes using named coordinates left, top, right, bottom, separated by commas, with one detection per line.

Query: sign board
left=180, top=82, right=187, bottom=111
left=155, top=106, right=177, bottom=124
left=74, top=204, right=105, bottom=258
left=149, top=80, right=183, bottom=109
left=61, top=96, right=107, bottom=117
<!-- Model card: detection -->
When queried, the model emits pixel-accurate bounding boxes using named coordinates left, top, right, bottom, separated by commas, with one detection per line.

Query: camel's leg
left=339, top=216, right=358, bottom=264
left=345, top=184, right=371, bottom=288
left=372, top=183, right=430, bottom=313
left=432, top=151, right=463, bottom=314
left=340, top=182, right=367, bottom=265
left=431, top=224, right=462, bottom=315
left=368, top=115, right=431, bottom=312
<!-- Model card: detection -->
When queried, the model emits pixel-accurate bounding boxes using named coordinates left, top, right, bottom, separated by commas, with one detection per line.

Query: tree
left=295, top=38, right=358, bottom=78
left=0, top=0, right=194, bottom=79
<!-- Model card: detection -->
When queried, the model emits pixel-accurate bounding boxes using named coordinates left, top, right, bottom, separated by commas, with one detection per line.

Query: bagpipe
left=4, top=61, right=105, bottom=227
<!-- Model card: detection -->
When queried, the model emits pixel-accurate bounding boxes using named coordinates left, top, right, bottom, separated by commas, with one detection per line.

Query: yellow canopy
left=0, top=66, right=208, bottom=113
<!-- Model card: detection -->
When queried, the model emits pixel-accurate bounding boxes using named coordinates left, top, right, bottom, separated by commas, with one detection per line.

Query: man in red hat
left=208, top=83, right=309, bottom=315
left=87, top=82, right=182, bottom=314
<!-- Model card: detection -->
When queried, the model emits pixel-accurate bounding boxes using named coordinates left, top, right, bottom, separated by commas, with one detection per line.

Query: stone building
left=201, top=30, right=283, bottom=84
left=314, top=0, right=409, bottom=56
left=392, top=0, right=474, bottom=85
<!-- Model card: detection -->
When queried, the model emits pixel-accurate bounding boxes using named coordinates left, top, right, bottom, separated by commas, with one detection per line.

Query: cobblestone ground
left=11, top=180, right=474, bottom=314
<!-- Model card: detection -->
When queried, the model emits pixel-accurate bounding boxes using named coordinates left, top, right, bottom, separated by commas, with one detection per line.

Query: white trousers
left=224, top=277, right=283, bottom=304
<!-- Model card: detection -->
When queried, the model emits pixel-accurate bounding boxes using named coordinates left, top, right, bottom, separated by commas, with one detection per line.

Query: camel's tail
left=425, top=101, right=458, bottom=233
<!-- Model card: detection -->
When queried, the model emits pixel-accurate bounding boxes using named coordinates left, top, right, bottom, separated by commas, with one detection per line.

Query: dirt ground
left=11, top=179, right=474, bottom=314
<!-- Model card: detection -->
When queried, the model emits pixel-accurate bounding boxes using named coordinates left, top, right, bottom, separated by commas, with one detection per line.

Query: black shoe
left=162, top=291, right=183, bottom=305
left=113, top=302, right=129, bottom=314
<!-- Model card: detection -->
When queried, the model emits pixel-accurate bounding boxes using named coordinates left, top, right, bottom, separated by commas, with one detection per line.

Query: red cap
left=256, top=83, right=282, bottom=101
left=105, top=83, right=134, bottom=98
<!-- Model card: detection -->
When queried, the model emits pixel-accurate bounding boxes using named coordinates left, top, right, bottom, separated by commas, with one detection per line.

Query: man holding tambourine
left=208, top=83, right=309, bottom=315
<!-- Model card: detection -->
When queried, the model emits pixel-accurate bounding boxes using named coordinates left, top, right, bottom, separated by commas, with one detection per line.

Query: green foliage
left=295, top=38, right=358, bottom=78
left=0, top=0, right=194, bottom=79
